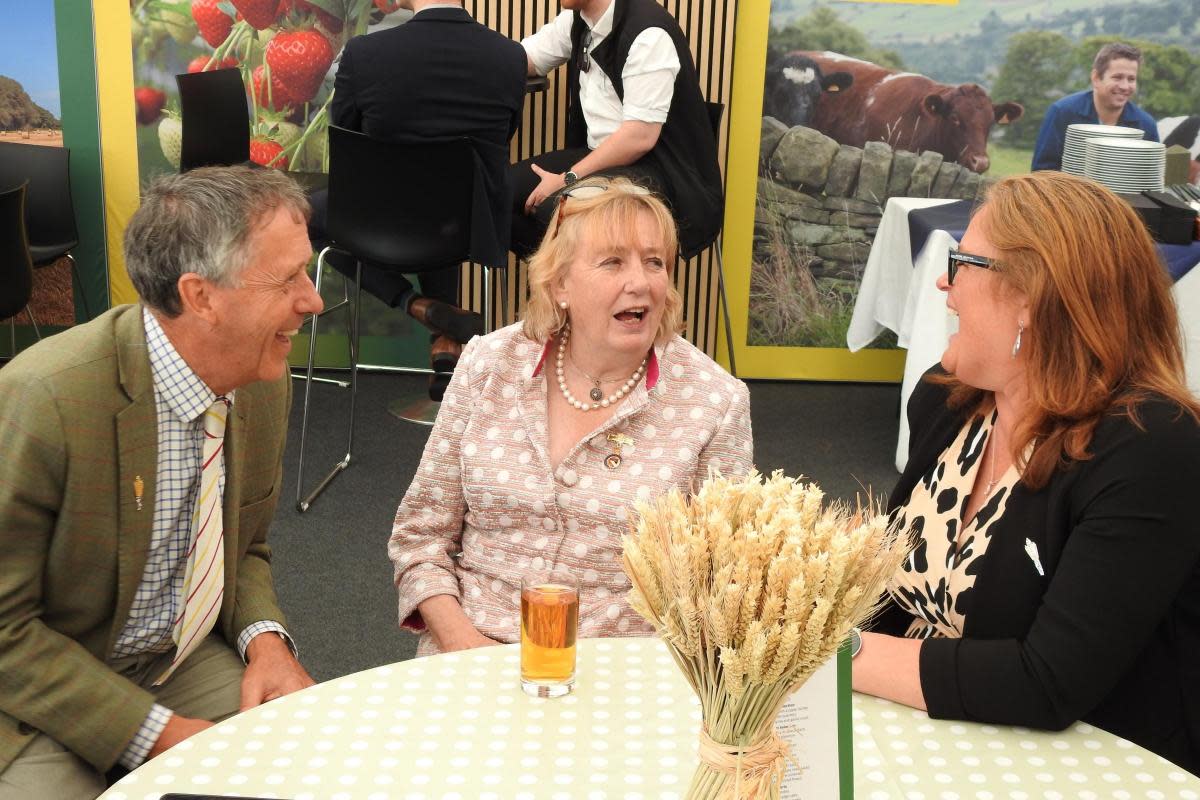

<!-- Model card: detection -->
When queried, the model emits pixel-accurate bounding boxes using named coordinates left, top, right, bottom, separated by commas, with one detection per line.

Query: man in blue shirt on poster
left=1031, top=42, right=1159, bottom=172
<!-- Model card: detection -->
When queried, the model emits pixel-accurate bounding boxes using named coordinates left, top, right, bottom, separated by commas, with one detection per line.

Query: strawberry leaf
left=301, top=0, right=345, bottom=19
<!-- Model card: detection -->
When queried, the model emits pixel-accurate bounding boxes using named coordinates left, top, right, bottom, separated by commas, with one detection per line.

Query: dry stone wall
left=756, top=116, right=996, bottom=289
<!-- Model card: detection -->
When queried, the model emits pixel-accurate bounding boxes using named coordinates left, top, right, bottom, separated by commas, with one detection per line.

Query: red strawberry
left=373, top=0, right=402, bottom=12
left=134, top=86, right=167, bottom=126
left=250, top=134, right=289, bottom=169
left=187, top=55, right=239, bottom=73
left=250, top=64, right=300, bottom=111
left=191, top=0, right=233, bottom=47
left=231, top=0, right=278, bottom=29
left=265, top=26, right=334, bottom=104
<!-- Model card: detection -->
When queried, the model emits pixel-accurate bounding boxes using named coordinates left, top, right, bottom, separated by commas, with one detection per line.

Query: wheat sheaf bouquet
left=621, top=470, right=907, bottom=800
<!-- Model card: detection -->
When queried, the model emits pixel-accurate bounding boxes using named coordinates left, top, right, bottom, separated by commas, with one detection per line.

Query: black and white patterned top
left=887, top=410, right=1020, bottom=639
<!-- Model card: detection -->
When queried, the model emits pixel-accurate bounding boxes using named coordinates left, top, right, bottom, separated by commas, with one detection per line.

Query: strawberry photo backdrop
left=130, top=0, right=404, bottom=179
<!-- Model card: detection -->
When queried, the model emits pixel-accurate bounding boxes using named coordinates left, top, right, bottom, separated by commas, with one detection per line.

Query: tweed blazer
left=0, top=305, right=291, bottom=772
left=389, top=324, right=754, bottom=655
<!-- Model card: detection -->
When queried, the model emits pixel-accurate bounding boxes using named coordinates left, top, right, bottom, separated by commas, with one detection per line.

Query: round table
left=103, top=637, right=1200, bottom=800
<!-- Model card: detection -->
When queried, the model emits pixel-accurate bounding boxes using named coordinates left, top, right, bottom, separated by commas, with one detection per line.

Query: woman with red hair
left=855, top=171, right=1200, bottom=774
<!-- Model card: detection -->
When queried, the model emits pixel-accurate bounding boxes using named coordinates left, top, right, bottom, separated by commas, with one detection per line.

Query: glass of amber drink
left=520, top=570, right=580, bottom=698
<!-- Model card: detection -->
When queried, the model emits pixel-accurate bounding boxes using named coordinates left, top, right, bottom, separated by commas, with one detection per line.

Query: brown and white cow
left=801, top=51, right=1024, bottom=174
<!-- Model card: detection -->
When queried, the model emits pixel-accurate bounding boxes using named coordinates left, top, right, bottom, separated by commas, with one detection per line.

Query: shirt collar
left=412, top=3, right=464, bottom=16
left=582, top=0, right=616, bottom=38
left=143, top=307, right=233, bottom=423
left=531, top=336, right=661, bottom=391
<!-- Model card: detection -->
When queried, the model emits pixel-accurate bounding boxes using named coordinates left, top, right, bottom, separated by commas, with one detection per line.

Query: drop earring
left=1011, top=322, right=1024, bottom=358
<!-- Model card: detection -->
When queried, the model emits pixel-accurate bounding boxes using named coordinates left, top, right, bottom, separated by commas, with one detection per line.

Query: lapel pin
left=605, top=432, right=634, bottom=470
left=134, top=475, right=144, bottom=512
left=1024, top=538, right=1044, bottom=576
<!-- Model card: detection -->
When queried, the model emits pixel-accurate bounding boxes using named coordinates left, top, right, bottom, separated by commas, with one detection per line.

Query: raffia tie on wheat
left=621, top=470, right=908, bottom=800
left=696, top=726, right=790, bottom=800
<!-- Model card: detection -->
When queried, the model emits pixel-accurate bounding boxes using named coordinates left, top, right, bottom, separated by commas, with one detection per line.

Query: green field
left=771, top=0, right=1169, bottom=44
left=986, top=144, right=1034, bottom=178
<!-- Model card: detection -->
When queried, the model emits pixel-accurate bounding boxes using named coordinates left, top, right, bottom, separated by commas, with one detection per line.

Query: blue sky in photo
left=0, top=3, right=62, bottom=118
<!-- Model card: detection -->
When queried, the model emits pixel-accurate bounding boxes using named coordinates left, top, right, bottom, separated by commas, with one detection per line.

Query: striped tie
left=155, top=398, right=229, bottom=685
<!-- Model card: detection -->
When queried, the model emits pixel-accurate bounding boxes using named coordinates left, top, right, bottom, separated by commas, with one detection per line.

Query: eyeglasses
left=552, top=179, right=653, bottom=238
left=947, top=249, right=996, bottom=284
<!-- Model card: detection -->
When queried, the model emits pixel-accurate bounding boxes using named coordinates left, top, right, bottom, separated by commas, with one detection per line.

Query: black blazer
left=875, top=367, right=1200, bottom=775
left=331, top=8, right=526, bottom=265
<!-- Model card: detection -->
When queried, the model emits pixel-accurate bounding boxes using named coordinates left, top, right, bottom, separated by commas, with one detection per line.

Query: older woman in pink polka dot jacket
left=388, top=179, right=754, bottom=656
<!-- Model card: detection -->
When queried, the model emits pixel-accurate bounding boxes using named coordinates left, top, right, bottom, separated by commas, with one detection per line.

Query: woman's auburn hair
left=521, top=178, right=684, bottom=345
left=942, top=171, right=1200, bottom=489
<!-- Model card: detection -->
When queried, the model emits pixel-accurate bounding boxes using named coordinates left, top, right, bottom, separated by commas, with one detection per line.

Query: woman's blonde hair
left=521, top=178, right=684, bottom=344
left=943, top=171, right=1200, bottom=488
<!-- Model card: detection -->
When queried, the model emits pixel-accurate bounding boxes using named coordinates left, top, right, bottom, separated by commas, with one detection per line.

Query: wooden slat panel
left=457, top=0, right=737, bottom=358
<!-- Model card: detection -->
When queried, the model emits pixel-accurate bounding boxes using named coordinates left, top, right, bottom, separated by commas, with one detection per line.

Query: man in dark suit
left=0, top=166, right=316, bottom=799
left=323, top=0, right=527, bottom=399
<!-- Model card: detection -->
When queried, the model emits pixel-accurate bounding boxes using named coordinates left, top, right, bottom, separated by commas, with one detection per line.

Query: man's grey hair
left=124, top=165, right=311, bottom=317
left=1093, top=42, right=1142, bottom=78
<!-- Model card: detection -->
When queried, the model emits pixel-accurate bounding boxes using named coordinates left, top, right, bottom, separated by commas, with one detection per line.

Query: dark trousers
left=308, top=188, right=460, bottom=307
left=508, top=148, right=668, bottom=259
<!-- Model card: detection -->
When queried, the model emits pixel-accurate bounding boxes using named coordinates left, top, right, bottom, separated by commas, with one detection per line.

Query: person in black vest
left=315, top=0, right=526, bottom=399
left=509, top=0, right=722, bottom=260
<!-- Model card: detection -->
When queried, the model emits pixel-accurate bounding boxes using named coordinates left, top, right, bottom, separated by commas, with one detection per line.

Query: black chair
left=689, top=100, right=737, bottom=377
left=295, top=126, right=505, bottom=512
left=0, top=182, right=41, bottom=358
left=175, top=68, right=250, bottom=171
left=0, top=142, right=90, bottom=320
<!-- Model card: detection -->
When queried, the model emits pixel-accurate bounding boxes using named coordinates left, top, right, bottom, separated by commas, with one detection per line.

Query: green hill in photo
left=0, top=75, right=61, bottom=130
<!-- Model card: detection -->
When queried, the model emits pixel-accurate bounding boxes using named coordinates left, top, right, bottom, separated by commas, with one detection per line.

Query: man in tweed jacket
left=0, top=167, right=321, bottom=798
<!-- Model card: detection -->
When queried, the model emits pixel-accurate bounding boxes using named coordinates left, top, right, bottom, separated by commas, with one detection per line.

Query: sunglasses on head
left=947, top=249, right=996, bottom=284
left=552, top=179, right=653, bottom=237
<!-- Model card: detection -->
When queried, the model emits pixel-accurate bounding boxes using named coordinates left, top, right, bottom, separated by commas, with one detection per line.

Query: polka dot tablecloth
left=102, top=637, right=1200, bottom=800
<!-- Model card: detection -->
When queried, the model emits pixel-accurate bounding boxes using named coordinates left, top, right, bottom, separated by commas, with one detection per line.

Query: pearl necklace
left=555, top=324, right=647, bottom=411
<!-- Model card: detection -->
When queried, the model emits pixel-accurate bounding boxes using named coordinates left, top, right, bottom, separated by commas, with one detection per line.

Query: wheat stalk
left=622, top=470, right=908, bottom=800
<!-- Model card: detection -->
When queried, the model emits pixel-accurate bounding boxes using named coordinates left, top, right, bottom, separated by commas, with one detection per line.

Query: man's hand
left=239, top=633, right=315, bottom=711
left=147, top=715, right=213, bottom=760
left=523, top=163, right=567, bottom=215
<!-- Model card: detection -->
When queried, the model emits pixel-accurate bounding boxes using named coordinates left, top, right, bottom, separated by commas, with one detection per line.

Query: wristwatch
left=564, top=170, right=580, bottom=187
left=849, top=626, right=863, bottom=659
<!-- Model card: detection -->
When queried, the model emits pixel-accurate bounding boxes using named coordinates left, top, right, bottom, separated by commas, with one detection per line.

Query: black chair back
left=0, top=182, right=34, bottom=321
left=176, top=68, right=250, bottom=171
left=0, top=141, right=78, bottom=259
left=326, top=126, right=475, bottom=270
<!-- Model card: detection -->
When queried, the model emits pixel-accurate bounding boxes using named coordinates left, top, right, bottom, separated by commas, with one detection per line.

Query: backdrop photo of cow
left=751, top=49, right=1020, bottom=349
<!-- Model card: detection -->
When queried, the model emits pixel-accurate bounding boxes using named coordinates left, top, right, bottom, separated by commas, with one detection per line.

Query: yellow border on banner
left=93, top=4, right=139, bottom=307
left=719, top=2, right=905, bottom=382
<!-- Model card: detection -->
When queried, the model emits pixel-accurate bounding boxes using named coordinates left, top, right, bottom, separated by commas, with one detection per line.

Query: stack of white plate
left=1063, top=123, right=1143, bottom=176
left=1083, top=137, right=1166, bottom=193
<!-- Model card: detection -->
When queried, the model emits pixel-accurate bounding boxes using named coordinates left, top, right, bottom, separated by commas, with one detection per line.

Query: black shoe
left=429, top=372, right=452, bottom=402
left=410, top=297, right=485, bottom=344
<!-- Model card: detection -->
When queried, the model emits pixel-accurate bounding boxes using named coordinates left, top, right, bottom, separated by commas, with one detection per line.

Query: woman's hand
left=438, top=628, right=501, bottom=652
left=851, top=631, right=928, bottom=711
left=418, top=594, right=501, bottom=652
